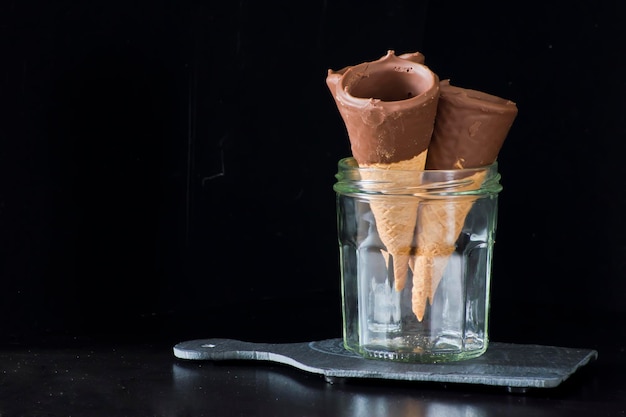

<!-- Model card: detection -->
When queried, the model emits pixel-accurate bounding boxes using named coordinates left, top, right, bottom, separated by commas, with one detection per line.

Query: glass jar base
left=345, top=339, right=488, bottom=363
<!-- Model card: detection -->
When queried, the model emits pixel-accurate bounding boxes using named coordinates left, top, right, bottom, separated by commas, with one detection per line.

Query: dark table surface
left=1, top=336, right=624, bottom=416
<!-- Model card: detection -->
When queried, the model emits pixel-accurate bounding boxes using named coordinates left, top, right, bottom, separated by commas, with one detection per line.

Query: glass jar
left=334, top=157, right=502, bottom=363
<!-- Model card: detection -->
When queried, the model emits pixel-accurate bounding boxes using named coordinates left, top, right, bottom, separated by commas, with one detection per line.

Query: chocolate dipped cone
left=327, top=51, right=440, bottom=292
left=410, top=79, right=518, bottom=320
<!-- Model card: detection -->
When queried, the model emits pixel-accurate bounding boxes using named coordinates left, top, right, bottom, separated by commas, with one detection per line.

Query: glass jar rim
left=334, top=157, right=502, bottom=197
left=337, top=157, right=498, bottom=175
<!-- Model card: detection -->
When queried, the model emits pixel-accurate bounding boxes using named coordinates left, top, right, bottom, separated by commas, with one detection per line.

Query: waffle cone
left=361, top=152, right=427, bottom=291
left=409, top=171, right=486, bottom=320
left=410, top=252, right=452, bottom=321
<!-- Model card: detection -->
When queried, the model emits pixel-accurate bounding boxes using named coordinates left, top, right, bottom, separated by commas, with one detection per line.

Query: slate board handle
left=173, top=338, right=310, bottom=365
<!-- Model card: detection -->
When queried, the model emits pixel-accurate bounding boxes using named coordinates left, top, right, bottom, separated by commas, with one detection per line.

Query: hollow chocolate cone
left=410, top=80, right=518, bottom=320
left=327, top=50, right=440, bottom=291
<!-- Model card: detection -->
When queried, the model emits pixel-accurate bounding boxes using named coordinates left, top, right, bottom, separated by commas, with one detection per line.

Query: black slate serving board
left=173, top=338, right=597, bottom=392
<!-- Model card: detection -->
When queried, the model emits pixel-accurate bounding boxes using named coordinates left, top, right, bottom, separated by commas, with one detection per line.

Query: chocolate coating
left=426, top=80, right=518, bottom=169
left=327, top=51, right=439, bottom=165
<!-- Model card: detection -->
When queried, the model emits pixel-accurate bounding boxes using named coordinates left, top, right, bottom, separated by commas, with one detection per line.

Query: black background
left=1, top=0, right=625, bottom=350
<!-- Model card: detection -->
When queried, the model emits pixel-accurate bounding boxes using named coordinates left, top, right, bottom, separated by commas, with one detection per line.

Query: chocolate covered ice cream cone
left=327, top=51, right=440, bottom=291
left=410, top=80, right=518, bottom=320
